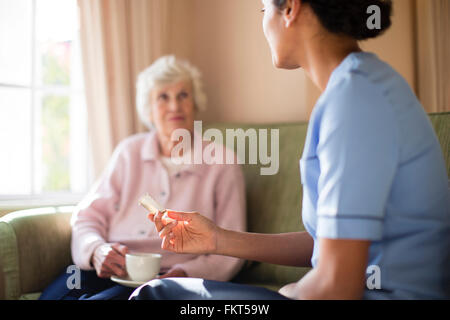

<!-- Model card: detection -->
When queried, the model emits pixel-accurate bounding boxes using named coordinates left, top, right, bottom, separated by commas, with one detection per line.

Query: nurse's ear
left=283, top=0, right=301, bottom=28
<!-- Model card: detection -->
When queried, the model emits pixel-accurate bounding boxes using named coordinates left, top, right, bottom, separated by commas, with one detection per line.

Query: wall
left=362, top=0, right=416, bottom=91
left=170, top=0, right=417, bottom=124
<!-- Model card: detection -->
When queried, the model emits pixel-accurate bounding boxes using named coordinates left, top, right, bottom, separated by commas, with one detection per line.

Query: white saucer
left=110, top=275, right=155, bottom=288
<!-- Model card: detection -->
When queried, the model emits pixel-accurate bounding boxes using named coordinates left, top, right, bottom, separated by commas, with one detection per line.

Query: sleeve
left=171, top=161, right=247, bottom=281
left=70, top=143, right=125, bottom=270
left=315, top=77, right=399, bottom=241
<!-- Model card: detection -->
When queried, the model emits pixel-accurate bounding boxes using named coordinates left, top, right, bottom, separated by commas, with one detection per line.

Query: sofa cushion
left=0, top=207, right=73, bottom=299
left=0, top=219, right=21, bottom=299
left=428, top=112, right=450, bottom=177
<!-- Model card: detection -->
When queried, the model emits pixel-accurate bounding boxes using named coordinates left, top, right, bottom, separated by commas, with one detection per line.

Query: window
left=0, top=0, right=90, bottom=205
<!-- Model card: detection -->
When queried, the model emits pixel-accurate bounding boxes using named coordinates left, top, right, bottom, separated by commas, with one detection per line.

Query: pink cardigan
left=71, top=130, right=246, bottom=281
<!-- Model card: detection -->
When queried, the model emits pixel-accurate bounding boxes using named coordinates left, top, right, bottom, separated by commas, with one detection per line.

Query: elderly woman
left=39, top=55, right=246, bottom=300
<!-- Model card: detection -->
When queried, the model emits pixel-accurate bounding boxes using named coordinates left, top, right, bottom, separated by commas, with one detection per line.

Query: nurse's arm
left=279, top=238, right=370, bottom=300
left=217, top=230, right=315, bottom=268
left=157, top=210, right=314, bottom=268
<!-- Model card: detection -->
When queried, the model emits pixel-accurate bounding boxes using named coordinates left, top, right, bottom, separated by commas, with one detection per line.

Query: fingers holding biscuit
left=153, top=210, right=165, bottom=232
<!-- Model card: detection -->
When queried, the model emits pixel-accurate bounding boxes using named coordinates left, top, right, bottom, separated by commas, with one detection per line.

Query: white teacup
left=125, top=253, right=161, bottom=282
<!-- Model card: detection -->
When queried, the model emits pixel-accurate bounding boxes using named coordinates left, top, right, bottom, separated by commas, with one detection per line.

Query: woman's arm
left=71, top=141, right=126, bottom=271
left=155, top=211, right=314, bottom=268
left=280, top=238, right=370, bottom=299
left=217, top=229, right=314, bottom=268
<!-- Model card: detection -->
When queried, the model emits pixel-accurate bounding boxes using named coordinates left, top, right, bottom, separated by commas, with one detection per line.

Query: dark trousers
left=39, top=268, right=134, bottom=300
left=129, top=278, right=290, bottom=300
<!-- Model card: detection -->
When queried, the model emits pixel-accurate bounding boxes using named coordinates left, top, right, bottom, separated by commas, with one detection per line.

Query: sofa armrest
left=0, top=207, right=74, bottom=299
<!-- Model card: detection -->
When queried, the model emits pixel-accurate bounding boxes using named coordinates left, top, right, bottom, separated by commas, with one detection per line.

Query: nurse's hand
left=147, top=210, right=176, bottom=225
left=150, top=210, right=219, bottom=255
left=278, top=282, right=300, bottom=299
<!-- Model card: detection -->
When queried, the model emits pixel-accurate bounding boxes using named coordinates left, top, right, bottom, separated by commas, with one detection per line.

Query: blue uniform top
left=300, top=52, right=450, bottom=299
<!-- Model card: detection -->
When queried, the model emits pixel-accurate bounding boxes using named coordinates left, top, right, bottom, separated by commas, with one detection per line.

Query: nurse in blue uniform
left=131, top=0, right=450, bottom=300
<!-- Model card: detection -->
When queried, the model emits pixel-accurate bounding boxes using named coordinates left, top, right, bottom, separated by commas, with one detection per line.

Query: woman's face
left=262, top=0, right=301, bottom=69
left=150, top=80, right=195, bottom=139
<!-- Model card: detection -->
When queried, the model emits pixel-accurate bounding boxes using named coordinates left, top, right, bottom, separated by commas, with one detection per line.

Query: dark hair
left=273, top=0, right=392, bottom=40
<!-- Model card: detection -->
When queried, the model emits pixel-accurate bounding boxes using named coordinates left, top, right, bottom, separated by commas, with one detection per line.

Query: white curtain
left=415, top=0, right=450, bottom=113
left=77, top=0, right=172, bottom=178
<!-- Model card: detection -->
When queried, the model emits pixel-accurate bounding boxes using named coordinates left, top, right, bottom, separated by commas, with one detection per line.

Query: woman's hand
left=149, top=210, right=219, bottom=255
left=158, top=268, right=187, bottom=279
left=91, top=243, right=128, bottom=278
left=278, top=282, right=300, bottom=299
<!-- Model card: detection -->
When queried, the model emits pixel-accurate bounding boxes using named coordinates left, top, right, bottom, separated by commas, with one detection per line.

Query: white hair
left=136, top=55, right=207, bottom=129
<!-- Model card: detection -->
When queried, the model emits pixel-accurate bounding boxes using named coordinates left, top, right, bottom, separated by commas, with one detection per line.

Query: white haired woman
left=39, top=55, right=246, bottom=300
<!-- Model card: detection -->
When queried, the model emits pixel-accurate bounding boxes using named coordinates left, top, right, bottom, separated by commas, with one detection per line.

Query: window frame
left=0, top=0, right=91, bottom=207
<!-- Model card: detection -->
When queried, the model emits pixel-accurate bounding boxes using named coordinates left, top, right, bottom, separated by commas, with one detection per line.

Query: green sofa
left=1, top=113, right=448, bottom=300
